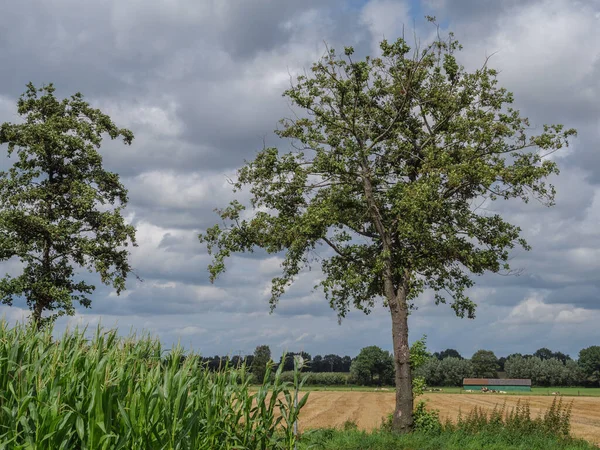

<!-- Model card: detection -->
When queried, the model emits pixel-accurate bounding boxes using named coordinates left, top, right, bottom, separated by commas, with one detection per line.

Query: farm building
left=463, top=378, right=531, bottom=392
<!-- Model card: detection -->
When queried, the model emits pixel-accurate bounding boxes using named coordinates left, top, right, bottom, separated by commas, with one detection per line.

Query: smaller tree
left=497, top=356, right=507, bottom=371
left=553, top=351, right=571, bottom=365
left=578, top=346, right=600, bottom=386
left=564, top=359, right=586, bottom=386
left=323, top=354, right=344, bottom=372
left=471, top=350, right=499, bottom=378
left=533, top=347, right=554, bottom=361
left=0, top=83, right=137, bottom=328
left=341, top=356, right=352, bottom=372
left=414, top=358, right=443, bottom=387
left=435, top=349, right=463, bottom=360
left=439, top=357, right=474, bottom=386
left=350, top=346, right=394, bottom=386
left=541, top=358, right=568, bottom=387
left=312, top=355, right=324, bottom=372
left=252, top=345, right=272, bottom=383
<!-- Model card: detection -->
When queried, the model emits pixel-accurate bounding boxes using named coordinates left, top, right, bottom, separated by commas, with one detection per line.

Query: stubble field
left=297, top=392, right=600, bottom=445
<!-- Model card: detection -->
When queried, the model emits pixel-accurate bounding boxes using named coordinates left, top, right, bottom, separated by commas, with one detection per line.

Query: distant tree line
left=173, top=343, right=600, bottom=388
left=414, top=346, right=600, bottom=387
left=197, top=346, right=352, bottom=376
left=214, top=344, right=600, bottom=388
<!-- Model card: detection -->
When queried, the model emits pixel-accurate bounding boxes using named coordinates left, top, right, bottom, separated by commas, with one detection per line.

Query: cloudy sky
left=1, top=0, right=599, bottom=360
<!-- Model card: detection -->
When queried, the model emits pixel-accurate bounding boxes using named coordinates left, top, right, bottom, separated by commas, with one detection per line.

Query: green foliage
left=453, top=397, right=573, bottom=440
left=307, top=400, right=591, bottom=449
left=199, top=21, right=575, bottom=431
left=278, top=371, right=350, bottom=386
left=471, top=350, right=499, bottom=378
left=0, top=83, right=137, bottom=327
left=504, top=355, right=586, bottom=387
left=409, top=335, right=431, bottom=370
left=434, top=348, right=464, bottom=360
left=412, top=400, right=443, bottom=434
left=0, top=321, right=309, bottom=449
left=415, top=356, right=474, bottom=386
left=199, top=29, right=576, bottom=320
left=315, top=397, right=589, bottom=450
left=410, top=335, right=431, bottom=396
left=252, top=344, right=272, bottom=383
left=440, top=357, right=475, bottom=386
left=350, top=346, right=394, bottom=386
left=578, top=346, right=600, bottom=386
left=412, top=376, right=428, bottom=397
left=534, top=348, right=571, bottom=363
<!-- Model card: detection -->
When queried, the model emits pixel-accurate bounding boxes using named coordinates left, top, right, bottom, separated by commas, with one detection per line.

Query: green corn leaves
left=0, top=321, right=308, bottom=449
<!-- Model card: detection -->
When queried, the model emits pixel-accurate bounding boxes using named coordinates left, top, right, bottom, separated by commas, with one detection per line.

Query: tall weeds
left=0, top=320, right=308, bottom=449
left=452, top=396, right=574, bottom=439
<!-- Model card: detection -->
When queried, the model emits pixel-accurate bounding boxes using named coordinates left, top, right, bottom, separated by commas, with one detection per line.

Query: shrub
left=453, top=396, right=574, bottom=440
left=413, top=400, right=442, bottom=434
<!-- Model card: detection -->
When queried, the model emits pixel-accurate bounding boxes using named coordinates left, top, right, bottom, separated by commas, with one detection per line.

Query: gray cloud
left=0, top=0, right=599, bottom=358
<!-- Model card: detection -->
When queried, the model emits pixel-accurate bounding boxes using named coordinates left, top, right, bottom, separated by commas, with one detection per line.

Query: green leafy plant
left=0, top=320, right=309, bottom=449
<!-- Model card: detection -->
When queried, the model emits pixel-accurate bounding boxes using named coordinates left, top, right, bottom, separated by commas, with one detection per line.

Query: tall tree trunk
left=31, top=300, right=44, bottom=331
left=389, top=287, right=413, bottom=432
left=32, top=233, right=52, bottom=331
left=360, top=168, right=413, bottom=432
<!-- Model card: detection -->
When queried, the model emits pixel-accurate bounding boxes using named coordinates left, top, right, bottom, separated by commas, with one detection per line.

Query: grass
left=427, top=387, right=600, bottom=397
left=292, top=385, right=600, bottom=397
left=298, top=397, right=600, bottom=450
left=298, top=428, right=598, bottom=450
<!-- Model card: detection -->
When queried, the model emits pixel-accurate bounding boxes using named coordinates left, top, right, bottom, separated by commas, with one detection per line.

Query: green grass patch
left=298, top=428, right=597, bottom=450
left=299, top=397, right=598, bottom=450
left=289, top=385, right=600, bottom=397
left=428, top=387, right=600, bottom=397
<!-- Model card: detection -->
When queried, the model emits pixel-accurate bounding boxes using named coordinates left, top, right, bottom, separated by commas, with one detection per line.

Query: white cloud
left=177, top=326, right=207, bottom=336
left=361, top=0, right=411, bottom=53
left=258, top=257, right=283, bottom=275
left=1, top=0, right=600, bottom=358
left=503, top=293, right=599, bottom=325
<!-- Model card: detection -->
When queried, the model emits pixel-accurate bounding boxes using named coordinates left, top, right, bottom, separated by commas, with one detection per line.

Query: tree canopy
left=578, top=346, right=600, bottom=386
left=471, top=350, right=499, bottom=378
left=350, top=345, right=394, bottom=386
left=0, top=83, right=137, bottom=327
left=251, top=345, right=272, bottom=383
left=433, top=348, right=463, bottom=360
left=199, top=19, right=576, bottom=431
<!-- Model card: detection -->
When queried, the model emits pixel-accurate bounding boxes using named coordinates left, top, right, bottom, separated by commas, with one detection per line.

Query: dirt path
left=297, top=392, right=600, bottom=445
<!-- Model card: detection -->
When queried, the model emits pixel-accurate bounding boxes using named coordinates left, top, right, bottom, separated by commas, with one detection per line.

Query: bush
left=380, top=400, right=442, bottom=434
left=413, top=400, right=443, bottom=434
left=452, top=396, right=574, bottom=440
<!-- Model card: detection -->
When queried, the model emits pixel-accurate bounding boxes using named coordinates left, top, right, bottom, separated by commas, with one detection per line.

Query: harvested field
left=297, top=392, right=600, bottom=446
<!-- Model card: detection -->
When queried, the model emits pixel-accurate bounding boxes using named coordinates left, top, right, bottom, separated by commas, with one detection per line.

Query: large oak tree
left=0, top=83, right=137, bottom=328
left=199, top=23, right=575, bottom=431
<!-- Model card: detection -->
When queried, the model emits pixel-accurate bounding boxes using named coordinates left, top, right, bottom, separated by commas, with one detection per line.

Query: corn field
left=0, top=320, right=308, bottom=449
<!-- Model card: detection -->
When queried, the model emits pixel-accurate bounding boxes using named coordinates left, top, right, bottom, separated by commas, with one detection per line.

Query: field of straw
left=297, top=392, right=600, bottom=445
